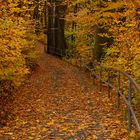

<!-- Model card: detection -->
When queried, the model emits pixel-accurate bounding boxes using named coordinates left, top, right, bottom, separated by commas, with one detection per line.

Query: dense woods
left=39, top=0, right=140, bottom=82
left=65, top=0, right=140, bottom=82
left=0, top=0, right=140, bottom=139
left=0, top=0, right=139, bottom=93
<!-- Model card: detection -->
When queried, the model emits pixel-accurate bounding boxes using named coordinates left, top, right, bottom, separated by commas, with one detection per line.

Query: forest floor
left=0, top=42, right=133, bottom=140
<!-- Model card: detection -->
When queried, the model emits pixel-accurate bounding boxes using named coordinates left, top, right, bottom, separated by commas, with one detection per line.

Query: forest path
left=0, top=42, right=129, bottom=140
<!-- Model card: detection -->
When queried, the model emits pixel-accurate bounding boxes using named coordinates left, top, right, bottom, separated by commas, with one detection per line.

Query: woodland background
left=0, top=0, right=140, bottom=116
left=0, top=0, right=140, bottom=93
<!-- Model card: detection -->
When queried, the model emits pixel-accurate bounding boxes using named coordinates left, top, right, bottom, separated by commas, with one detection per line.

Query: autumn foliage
left=0, top=0, right=140, bottom=139
left=0, top=1, right=36, bottom=94
left=65, top=0, right=140, bottom=83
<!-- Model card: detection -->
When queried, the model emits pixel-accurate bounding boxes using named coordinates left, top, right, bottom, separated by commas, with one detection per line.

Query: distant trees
left=64, top=0, right=140, bottom=81
left=31, top=0, right=139, bottom=81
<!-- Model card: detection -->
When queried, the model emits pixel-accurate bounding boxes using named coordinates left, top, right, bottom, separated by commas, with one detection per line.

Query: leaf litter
left=0, top=42, right=134, bottom=140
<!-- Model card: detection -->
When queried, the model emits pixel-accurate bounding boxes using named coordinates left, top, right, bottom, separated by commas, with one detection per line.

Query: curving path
left=0, top=42, right=130, bottom=140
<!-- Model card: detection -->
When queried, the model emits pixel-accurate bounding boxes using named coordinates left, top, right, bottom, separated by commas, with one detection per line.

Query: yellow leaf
left=115, top=120, right=121, bottom=124
left=110, top=132, right=115, bottom=138
left=42, top=127, right=47, bottom=131
left=130, top=130, right=136, bottom=138
left=28, top=136, right=34, bottom=140
left=47, top=120, right=55, bottom=126
left=62, top=127, right=68, bottom=131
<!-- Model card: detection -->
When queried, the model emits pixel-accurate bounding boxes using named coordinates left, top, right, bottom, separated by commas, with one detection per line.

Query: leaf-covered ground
left=0, top=42, right=133, bottom=140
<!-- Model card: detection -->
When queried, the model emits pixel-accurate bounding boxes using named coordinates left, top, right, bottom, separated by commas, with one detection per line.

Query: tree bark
left=47, top=0, right=67, bottom=56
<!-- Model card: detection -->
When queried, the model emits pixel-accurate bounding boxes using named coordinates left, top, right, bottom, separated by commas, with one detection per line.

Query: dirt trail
left=0, top=42, right=130, bottom=140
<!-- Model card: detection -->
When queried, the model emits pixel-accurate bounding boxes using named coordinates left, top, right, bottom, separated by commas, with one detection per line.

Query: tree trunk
left=47, top=0, right=67, bottom=57
left=93, top=26, right=113, bottom=61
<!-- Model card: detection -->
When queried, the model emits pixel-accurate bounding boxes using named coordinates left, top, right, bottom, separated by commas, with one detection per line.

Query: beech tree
left=0, top=0, right=36, bottom=93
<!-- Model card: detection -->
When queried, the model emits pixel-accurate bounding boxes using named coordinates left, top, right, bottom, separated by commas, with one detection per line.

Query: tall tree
left=47, top=0, right=67, bottom=56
